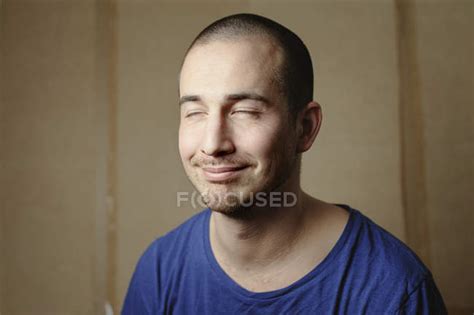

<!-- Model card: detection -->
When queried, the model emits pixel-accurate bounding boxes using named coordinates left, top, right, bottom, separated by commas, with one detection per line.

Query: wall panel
left=1, top=1, right=101, bottom=314
left=415, top=0, right=473, bottom=311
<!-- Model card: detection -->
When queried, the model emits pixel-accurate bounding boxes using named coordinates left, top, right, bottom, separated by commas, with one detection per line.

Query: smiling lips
left=201, top=165, right=249, bottom=182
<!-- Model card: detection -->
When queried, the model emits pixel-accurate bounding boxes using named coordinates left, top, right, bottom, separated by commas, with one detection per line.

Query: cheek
left=243, top=135, right=273, bottom=157
left=178, top=126, right=198, bottom=161
left=237, top=125, right=283, bottom=161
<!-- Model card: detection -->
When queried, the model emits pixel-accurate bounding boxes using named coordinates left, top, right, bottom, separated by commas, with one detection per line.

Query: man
left=123, top=13, right=446, bottom=314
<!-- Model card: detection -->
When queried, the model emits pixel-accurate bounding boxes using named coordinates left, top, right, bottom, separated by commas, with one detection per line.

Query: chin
left=195, top=184, right=253, bottom=214
left=208, top=203, right=255, bottom=220
left=201, top=188, right=246, bottom=211
left=209, top=204, right=243, bottom=215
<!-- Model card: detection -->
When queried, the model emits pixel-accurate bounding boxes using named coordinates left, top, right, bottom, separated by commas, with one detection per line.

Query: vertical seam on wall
left=95, top=0, right=118, bottom=313
left=108, top=0, right=118, bottom=312
left=105, top=0, right=118, bottom=312
left=0, top=1, right=5, bottom=314
left=395, top=0, right=431, bottom=267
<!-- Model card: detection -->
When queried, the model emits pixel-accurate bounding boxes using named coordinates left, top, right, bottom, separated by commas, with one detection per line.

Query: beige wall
left=415, top=1, right=473, bottom=311
left=1, top=1, right=5, bottom=311
left=1, top=0, right=5, bottom=309
left=1, top=1, right=472, bottom=314
left=1, top=1, right=102, bottom=314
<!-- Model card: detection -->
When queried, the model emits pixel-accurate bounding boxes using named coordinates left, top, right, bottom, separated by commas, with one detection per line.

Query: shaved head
left=182, top=13, right=314, bottom=120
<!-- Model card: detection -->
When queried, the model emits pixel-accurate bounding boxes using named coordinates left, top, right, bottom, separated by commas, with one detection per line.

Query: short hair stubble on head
left=182, top=13, right=314, bottom=120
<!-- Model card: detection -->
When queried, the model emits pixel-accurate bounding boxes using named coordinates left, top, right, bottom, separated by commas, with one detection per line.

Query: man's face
left=179, top=37, right=299, bottom=214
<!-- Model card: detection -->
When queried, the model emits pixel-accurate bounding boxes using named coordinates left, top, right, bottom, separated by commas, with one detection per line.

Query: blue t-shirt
left=122, top=205, right=446, bottom=314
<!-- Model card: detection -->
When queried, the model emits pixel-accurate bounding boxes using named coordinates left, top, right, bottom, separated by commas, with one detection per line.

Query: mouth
left=201, top=165, right=249, bottom=182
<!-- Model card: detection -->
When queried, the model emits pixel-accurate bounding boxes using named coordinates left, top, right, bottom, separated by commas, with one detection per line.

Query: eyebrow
left=179, top=92, right=270, bottom=106
left=179, top=95, right=201, bottom=106
left=226, top=93, right=270, bottom=105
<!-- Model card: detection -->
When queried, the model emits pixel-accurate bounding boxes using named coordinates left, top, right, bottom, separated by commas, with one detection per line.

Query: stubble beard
left=186, top=144, right=299, bottom=218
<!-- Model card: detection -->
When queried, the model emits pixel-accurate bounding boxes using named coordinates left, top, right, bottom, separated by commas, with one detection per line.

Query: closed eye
left=185, top=111, right=206, bottom=118
left=231, top=110, right=261, bottom=116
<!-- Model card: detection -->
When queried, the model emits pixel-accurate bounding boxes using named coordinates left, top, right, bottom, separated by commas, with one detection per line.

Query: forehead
left=179, top=36, right=284, bottom=98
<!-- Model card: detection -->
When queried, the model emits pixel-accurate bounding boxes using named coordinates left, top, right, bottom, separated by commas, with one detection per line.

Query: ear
left=296, top=101, right=322, bottom=153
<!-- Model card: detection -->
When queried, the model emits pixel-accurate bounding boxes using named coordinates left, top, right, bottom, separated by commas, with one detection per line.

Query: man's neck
left=209, top=189, right=318, bottom=273
left=209, top=191, right=350, bottom=292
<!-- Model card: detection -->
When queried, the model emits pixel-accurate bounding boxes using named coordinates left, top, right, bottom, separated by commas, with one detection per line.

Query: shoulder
left=142, top=208, right=209, bottom=264
left=122, top=209, right=209, bottom=314
left=351, top=208, right=430, bottom=283
left=343, top=207, right=446, bottom=313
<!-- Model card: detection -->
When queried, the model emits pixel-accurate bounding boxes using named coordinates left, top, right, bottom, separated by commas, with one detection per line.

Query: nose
left=200, top=113, right=235, bottom=157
